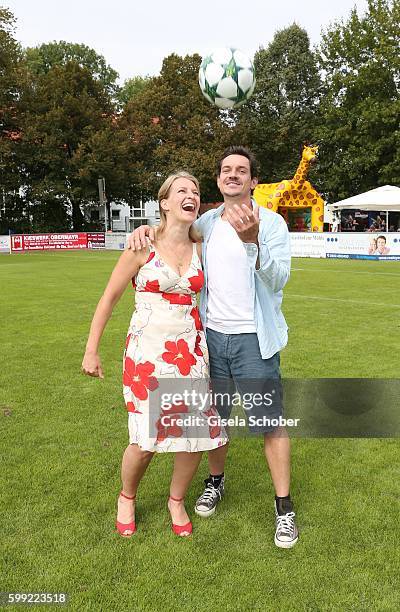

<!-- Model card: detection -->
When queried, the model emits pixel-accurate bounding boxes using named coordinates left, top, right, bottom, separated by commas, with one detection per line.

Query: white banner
left=325, top=233, right=400, bottom=260
left=105, top=233, right=126, bottom=250
left=290, top=233, right=326, bottom=258
left=0, top=235, right=11, bottom=253
left=290, top=232, right=400, bottom=260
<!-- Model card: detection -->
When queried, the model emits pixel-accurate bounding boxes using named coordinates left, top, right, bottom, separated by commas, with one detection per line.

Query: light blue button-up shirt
left=194, top=201, right=291, bottom=360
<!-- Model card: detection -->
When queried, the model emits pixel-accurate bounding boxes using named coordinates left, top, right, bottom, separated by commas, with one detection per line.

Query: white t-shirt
left=206, top=216, right=256, bottom=333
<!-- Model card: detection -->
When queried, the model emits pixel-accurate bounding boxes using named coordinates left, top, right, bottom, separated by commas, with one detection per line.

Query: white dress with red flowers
left=123, top=243, right=227, bottom=453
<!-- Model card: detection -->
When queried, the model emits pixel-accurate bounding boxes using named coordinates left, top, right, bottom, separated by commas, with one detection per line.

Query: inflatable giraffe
left=253, top=145, right=324, bottom=232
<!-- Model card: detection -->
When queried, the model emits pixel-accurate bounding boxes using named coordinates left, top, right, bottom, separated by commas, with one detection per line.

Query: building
left=87, top=199, right=160, bottom=232
left=87, top=200, right=224, bottom=233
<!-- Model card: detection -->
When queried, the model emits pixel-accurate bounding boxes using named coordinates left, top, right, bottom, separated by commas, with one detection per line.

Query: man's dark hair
left=217, top=145, right=259, bottom=178
left=377, top=235, right=386, bottom=242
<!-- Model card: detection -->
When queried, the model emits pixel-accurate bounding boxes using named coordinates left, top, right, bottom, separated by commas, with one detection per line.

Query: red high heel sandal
left=116, top=491, right=136, bottom=537
left=169, top=495, right=193, bottom=536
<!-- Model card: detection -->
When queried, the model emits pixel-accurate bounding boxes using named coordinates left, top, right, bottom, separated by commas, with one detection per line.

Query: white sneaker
left=274, top=501, right=299, bottom=548
left=194, top=477, right=224, bottom=517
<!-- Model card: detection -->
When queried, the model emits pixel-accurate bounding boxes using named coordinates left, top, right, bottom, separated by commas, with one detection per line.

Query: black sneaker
left=274, top=501, right=299, bottom=548
left=194, top=477, right=224, bottom=517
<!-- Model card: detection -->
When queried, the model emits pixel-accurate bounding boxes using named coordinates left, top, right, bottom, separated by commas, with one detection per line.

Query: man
left=375, top=235, right=390, bottom=255
left=128, top=145, right=298, bottom=548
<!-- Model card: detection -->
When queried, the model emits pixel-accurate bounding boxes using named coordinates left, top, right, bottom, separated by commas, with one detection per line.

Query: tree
left=17, top=61, right=118, bottom=230
left=0, top=7, right=25, bottom=233
left=118, top=75, right=151, bottom=106
left=235, top=24, right=321, bottom=183
left=73, top=120, right=142, bottom=223
left=316, top=0, right=400, bottom=201
left=0, top=7, right=20, bottom=102
left=121, top=53, right=231, bottom=202
left=24, top=41, right=119, bottom=97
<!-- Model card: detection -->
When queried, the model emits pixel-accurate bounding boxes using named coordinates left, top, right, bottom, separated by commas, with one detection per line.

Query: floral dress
left=123, top=242, right=228, bottom=453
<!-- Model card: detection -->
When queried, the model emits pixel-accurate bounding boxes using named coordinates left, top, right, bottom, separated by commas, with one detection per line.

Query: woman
left=82, top=171, right=227, bottom=538
left=368, top=238, right=377, bottom=254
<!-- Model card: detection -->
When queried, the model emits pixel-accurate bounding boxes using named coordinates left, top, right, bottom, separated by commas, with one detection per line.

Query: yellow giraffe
left=253, top=145, right=324, bottom=232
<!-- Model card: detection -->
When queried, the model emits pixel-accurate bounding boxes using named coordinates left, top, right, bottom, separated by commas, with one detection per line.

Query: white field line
left=48, top=257, right=113, bottom=261
left=0, top=258, right=105, bottom=266
left=287, top=293, right=400, bottom=308
left=291, top=268, right=400, bottom=277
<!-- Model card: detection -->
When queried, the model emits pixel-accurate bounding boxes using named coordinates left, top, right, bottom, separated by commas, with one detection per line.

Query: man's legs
left=194, top=328, right=233, bottom=516
left=264, top=428, right=298, bottom=546
left=206, top=328, right=235, bottom=482
left=196, top=329, right=298, bottom=546
left=208, top=441, right=230, bottom=475
left=195, top=440, right=229, bottom=517
left=264, top=426, right=290, bottom=496
left=230, top=334, right=298, bottom=547
left=228, top=334, right=289, bottom=484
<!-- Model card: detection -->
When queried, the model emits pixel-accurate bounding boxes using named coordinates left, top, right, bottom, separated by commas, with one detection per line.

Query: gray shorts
left=206, top=328, right=284, bottom=434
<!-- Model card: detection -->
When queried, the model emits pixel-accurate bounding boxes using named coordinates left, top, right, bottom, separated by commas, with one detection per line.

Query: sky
left=5, top=0, right=369, bottom=83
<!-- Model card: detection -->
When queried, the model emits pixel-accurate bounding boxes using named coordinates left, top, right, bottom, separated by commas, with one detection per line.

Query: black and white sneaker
left=274, top=501, right=299, bottom=548
left=194, top=477, right=224, bottom=517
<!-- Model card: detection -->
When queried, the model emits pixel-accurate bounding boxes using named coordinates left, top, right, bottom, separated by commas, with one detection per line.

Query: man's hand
left=225, top=203, right=260, bottom=244
left=127, top=225, right=156, bottom=251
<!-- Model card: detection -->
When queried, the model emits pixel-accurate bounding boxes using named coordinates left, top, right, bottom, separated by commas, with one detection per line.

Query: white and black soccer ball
left=198, top=47, right=256, bottom=109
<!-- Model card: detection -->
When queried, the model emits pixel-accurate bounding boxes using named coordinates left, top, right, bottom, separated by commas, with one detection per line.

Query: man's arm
left=127, top=218, right=202, bottom=250
left=252, top=213, right=290, bottom=293
left=127, top=224, right=155, bottom=250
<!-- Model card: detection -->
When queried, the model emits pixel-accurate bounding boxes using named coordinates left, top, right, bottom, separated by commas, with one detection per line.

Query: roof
left=327, top=185, right=400, bottom=211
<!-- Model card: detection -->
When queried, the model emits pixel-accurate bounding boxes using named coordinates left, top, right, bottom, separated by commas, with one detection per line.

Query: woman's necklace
left=158, top=241, right=191, bottom=271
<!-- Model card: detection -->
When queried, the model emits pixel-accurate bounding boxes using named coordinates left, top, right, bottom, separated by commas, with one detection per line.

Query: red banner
left=87, top=232, right=105, bottom=249
left=11, top=233, right=88, bottom=252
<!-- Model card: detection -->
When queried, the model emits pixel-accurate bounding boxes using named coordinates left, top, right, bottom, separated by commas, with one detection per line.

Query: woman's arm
left=82, top=249, right=147, bottom=378
left=196, top=241, right=202, bottom=262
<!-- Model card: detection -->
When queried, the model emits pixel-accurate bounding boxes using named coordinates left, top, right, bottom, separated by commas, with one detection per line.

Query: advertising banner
left=10, top=233, right=87, bottom=252
left=105, top=233, right=126, bottom=250
left=290, top=233, right=326, bottom=258
left=7, top=231, right=400, bottom=259
left=0, top=235, right=10, bottom=253
left=325, top=233, right=400, bottom=260
left=87, top=232, right=105, bottom=249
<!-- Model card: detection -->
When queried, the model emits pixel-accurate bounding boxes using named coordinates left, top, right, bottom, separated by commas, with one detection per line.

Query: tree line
left=0, top=0, right=399, bottom=233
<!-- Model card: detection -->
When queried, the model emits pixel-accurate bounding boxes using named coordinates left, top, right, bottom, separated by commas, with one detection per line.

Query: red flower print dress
left=123, top=243, right=227, bottom=453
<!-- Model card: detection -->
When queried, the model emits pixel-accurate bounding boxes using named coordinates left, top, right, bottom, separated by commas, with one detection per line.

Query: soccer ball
left=198, top=47, right=256, bottom=109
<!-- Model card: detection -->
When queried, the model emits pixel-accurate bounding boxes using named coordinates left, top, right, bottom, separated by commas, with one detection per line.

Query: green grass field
left=1, top=251, right=399, bottom=611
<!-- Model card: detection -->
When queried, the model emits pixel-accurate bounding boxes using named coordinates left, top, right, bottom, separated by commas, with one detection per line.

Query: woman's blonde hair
left=156, top=171, right=202, bottom=242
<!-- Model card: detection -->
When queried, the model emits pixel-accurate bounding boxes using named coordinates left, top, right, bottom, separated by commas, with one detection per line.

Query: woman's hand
left=82, top=351, right=104, bottom=379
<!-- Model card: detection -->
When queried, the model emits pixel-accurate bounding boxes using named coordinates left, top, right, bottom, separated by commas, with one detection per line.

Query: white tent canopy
left=327, top=185, right=400, bottom=211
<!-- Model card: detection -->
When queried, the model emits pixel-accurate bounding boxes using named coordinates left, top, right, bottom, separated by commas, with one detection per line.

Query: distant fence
left=105, top=233, right=127, bottom=250
left=291, top=232, right=400, bottom=260
left=0, top=235, right=10, bottom=253
left=1, top=232, right=128, bottom=253
left=2, top=231, right=400, bottom=259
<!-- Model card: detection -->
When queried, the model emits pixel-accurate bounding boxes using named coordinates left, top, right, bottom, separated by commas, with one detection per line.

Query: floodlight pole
left=98, top=177, right=107, bottom=231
